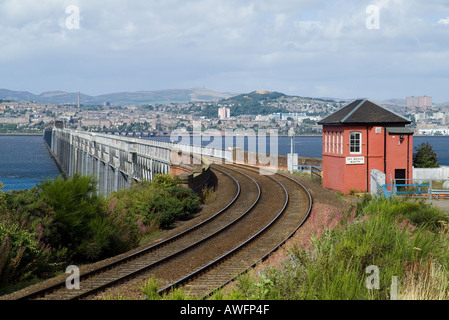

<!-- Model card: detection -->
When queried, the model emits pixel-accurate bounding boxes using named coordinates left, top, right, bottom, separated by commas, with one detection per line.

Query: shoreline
left=1, top=130, right=449, bottom=138
left=0, top=133, right=42, bottom=136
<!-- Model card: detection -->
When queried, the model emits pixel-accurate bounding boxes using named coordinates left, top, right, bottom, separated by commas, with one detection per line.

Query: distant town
left=0, top=91, right=448, bottom=136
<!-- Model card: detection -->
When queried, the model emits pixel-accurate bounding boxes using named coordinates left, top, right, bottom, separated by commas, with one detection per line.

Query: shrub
left=0, top=173, right=202, bottom=288
left=107, top=175, right=201, bottom=231
left=0, top=182, right=6, bottom=210
left=0, top=219, right=53, bottom=286
left=37, top=174, right=111, bottom=261
left=2, top=188, right=55, bottom=246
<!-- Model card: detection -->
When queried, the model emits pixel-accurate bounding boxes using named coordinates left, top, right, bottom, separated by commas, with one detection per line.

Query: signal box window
left=350, top=132, right=362, bottom=154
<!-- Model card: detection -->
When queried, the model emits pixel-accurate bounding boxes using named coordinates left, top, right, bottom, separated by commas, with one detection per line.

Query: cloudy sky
left=1, top=0, right=449, bottom=101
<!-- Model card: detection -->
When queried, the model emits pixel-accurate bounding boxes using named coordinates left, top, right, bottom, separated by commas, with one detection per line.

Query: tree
left=413, top=142, right=439, bottom=168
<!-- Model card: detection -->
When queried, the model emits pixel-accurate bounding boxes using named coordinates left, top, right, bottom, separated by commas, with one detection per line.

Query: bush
left=0, top=219, right=53, bottom=286
left=3, top=188, right=55, bottom=243
left=0, top=173, right=202, bottom=288
left=37, top=174, right=113, bottom=261
left=108, top=175, right=201, bottom=231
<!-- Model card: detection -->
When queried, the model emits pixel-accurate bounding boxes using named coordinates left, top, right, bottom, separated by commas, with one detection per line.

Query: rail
left=157, top=164, right=313, bottom=299
left=13, top=163, right=312, bottom=301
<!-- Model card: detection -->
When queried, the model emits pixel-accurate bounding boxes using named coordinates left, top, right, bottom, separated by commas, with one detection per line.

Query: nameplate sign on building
left=346, top=157, right=365, bottom=165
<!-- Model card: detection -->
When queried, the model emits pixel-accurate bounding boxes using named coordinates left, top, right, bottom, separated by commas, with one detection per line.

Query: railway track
left=14, top=164, right=312, bottom=300
left=157, top=164, right=313, bottom=298
left=14, top=165, right=258, bottom=300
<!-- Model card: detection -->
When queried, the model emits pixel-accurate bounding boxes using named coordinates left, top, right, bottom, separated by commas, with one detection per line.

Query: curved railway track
left=157, top=164, right=313, bottom=298
left=14, top=164, right=312, bottom=300
left=14, top=165, right=258, bottom=300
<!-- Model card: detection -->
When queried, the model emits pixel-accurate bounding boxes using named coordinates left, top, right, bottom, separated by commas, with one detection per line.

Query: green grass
left=140, top=276, right=196, bottom=300
left=106, top=196, right=449, bottom=301
left=210, top=197, right=449, bottom=300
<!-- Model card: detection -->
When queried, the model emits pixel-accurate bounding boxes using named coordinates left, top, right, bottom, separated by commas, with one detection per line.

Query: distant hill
left=0, top=88, right=236, bottom=105
left=0, top=87, right=413, bottom=108
left=384, top=98, right=406, bottom=106
left=218, top=91, right=289, bottom=116
left=0, top=89, right=37, bottom=102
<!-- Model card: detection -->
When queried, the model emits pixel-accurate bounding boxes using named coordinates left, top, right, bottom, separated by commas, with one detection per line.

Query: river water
left=0, top=134, right=447, bottom=191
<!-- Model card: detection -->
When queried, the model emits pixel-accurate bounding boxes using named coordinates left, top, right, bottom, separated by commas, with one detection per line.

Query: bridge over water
left=43, top=127, right=232, bottom=196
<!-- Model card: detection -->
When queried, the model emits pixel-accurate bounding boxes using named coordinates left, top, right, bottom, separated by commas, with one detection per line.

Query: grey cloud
left=0, top=0, right=448, bottom=101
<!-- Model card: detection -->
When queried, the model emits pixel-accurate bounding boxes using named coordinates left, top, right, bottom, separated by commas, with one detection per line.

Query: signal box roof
left=318, top=99, right=411, bottom=126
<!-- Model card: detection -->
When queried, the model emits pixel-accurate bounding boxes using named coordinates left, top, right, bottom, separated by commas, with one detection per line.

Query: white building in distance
left=406, top=96, right=432, bottom=108
left=218, top=107, right=231, bottom=119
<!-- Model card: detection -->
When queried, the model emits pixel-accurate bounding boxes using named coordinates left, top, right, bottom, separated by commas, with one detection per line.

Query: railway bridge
left=43, top=126, right=233, bottom=196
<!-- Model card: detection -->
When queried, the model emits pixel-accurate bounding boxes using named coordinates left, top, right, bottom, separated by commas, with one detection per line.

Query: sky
left=1, top=0, right=449, bottom=102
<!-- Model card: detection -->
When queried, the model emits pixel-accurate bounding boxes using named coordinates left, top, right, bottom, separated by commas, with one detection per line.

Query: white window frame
left=336, top=132, right=340, bottom=154
left=341, top=132, right=344, bottom=154
left=325, top=132, right=328, bottom=153
left=349, top=131, right=362, bottom=154
left=329, top=132, right=335, bottom=153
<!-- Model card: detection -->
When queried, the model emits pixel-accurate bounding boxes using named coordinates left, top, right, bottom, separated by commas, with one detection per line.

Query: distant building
left=318, top=99, right=413, bottom=194
left=406, top=96, right=432, bottom=108
left=269, top=112, right=314, bottom=122
left=279, top=113, right=307, bottom=121
left=81, top=119, right=112, bottom=128
left=270, top=113, right=282, bottom=121
left=218, top=107, right=230, bottom=119
left=0, top=114, right=30, bottom=124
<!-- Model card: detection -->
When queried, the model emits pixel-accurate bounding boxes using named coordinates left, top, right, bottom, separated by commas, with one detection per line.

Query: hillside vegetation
left=136, top=196, right=449, bottom=300
left=198, top=91, right=290, bottom=119
left=0, top=175, right=201, bottom=295
left=210, top=197, right=449, bottom=300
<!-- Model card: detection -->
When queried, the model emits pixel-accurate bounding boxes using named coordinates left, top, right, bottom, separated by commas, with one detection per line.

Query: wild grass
left=111, top=196, right=449, bottom=301
left=211, top=196, right=449, bottom=300
left=200, top=186, right=217, bottom=205
left=399, top=260, right=449, bottom=300
left=139, top=276, right=195, bottom=300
